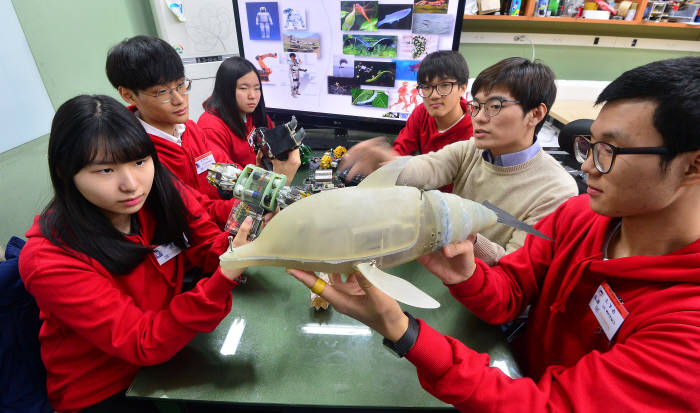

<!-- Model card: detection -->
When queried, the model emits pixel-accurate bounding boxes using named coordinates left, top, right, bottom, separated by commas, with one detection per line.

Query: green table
left=127, top=262, right=521, bottom=410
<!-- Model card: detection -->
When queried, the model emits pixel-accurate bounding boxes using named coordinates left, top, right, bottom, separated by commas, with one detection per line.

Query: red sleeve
left=406, top=316, right=700, bottom=412
left=266, top=115, right=274, bottom=129
left=177, top=184, right=233, bottom=273
left=181, top=181, right=237, bottom=230
left=200, top=121, right=232, bottom=164
left=392, top=109, right=420, bottom=156
left=447, top=205, right=558, bottom=324
left=20, top=244, right=236, bottom=367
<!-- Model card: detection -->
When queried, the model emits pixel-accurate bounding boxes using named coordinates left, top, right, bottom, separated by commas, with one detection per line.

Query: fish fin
left=482, top=200, right=554, bottom=241
left=357, top=156, right=411, bottom=189
left=353, top=262, right=440, bottom=309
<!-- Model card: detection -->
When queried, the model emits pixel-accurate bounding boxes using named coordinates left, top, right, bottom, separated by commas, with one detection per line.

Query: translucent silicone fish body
left=220, top=158, right=497, bottom=308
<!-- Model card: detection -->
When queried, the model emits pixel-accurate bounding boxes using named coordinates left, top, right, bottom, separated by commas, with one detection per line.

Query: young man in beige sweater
left=339, top=57, right=578, bottom=264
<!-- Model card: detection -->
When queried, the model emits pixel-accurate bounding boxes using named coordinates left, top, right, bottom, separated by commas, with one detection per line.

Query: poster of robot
left=282, top=7, right=307, bottom=31
left=246, top=2, right=281, bottom=40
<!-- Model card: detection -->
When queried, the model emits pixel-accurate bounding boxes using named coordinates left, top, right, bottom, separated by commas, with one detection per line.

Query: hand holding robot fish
left=220, top=157, right=552, bottom=309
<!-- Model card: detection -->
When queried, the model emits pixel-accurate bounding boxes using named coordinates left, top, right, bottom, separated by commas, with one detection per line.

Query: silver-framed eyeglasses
left=417, top=81, right=457, bottom=98
left=143, top=78, right=192, bottom=103
left=466, top=97, right=520, bottom=118
left=573, top=135, right=672, bottom=174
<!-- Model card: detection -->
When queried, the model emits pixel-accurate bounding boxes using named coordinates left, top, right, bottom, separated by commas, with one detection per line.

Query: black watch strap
left=382, top=312, right=419, bottom=358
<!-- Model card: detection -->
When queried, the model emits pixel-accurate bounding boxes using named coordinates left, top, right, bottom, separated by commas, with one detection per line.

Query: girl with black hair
left=198, top=56, right=300, bottom=182
left=19, top=94, right=252, bottom=412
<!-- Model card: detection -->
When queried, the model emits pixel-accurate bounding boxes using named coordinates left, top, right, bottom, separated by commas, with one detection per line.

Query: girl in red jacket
left=19, top=95, right=252, bottom=412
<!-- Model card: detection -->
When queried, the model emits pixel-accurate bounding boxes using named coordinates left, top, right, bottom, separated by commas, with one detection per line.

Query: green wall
left=0, top=0, right=156, bottom=243
left=460, top=43, right=700, bottom=81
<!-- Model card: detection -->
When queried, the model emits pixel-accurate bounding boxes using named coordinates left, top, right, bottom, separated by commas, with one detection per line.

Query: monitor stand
left=303, top=127, right=349, bottom=150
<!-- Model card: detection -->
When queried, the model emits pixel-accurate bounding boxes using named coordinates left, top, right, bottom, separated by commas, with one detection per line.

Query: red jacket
left=19, top=187, right=237, bottom=412
left=127, top=107, right=238, bottom=227
left=198, top=110, right=274, bottom=168
left=392, top=98, right=473, bottom=156
left=406, top=195, right=700, bottom=412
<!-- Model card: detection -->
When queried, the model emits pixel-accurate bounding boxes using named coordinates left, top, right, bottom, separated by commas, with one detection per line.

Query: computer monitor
left=232, top=0, right=466, bottom=145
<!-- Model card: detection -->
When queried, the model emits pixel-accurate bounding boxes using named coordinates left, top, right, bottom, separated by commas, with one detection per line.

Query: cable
left=513, top=35, right=536, bottom=61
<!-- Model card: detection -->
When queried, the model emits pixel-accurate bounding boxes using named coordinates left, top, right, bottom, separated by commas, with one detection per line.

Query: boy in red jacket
left=289, top=57, right=700, bottom=412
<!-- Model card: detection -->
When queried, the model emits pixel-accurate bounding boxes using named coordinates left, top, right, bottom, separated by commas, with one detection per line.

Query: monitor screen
left=232, top=0, right=466, bottom=136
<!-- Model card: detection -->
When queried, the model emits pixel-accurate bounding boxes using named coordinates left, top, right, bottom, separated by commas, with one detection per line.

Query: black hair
left=471, top=57, right=556, bottom=137
left=417, top=50, right=469, bottom=86
left=596, top=57, right=700, bottom=169
left=40, top=95, right=192, bottom=275
left=203, top=56, right=268, bottom=139
left=289, top=53, right=296, bottom=58
left=106, top=35, right=184, bottom=92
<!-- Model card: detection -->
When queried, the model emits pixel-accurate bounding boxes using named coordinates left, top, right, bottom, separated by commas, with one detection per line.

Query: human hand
left=220, top=216, right=253, bottom=281
left=286, top=269, right=409, bottom=342
left=337, top=137, right=399, bottom=184
left=417, top=236, right=477, bottom=285
left=271, top=148, right=301, bottom=183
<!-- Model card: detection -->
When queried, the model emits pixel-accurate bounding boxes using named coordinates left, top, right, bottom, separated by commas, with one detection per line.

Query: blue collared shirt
left=482, top=139, right=541, bottom=167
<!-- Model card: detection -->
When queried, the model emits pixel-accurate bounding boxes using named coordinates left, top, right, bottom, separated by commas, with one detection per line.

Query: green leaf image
left=372, top=92, right=389, bottom=108
left=352, top=89, right=375, bottom=104
left=360, top=18, right=378, bottom=31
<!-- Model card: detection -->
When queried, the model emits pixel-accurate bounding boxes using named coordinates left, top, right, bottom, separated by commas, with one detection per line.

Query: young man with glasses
left=341, top=57, right=577, bottom=264
left=290, top=56, right=700, bottom=412
left=107, top=36, right=248, bottom=227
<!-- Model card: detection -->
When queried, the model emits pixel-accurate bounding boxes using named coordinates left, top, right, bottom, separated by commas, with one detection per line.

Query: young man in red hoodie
left=289, top=56, right=700, bottom=412
left=105, top=36, right=299, bottom=227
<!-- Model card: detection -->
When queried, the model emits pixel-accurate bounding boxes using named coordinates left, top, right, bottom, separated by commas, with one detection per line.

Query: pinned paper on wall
left=0, top=0, right=54, bottom=153
left=167, top=0, right=186, bottom=22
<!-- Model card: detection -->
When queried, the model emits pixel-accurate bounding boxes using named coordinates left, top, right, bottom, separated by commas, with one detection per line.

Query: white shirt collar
left=135, top=111, right=186, bottom=146
left=437, top=113, right=465, bottom=134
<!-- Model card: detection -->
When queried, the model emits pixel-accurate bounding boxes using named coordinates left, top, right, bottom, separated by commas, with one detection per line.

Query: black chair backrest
left=558, top=118, right=594, bottom=157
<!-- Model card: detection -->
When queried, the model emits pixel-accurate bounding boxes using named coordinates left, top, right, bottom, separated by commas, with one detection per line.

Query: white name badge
left=589, top=281, right=629, bottom=341
left=195, top=151, right=215, bottom=175
left=153, top=243, right=183, bottom=265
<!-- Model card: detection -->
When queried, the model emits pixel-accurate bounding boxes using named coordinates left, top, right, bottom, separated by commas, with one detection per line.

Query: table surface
left=549, top=100, right=601, bottom=125
left=127, top=262, right=521, bottom=410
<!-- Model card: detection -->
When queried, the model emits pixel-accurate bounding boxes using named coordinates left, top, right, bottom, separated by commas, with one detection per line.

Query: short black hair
left=471, top=57, right=557, bottom=136
left=204, top=57, right=268, bottom=139
left=417, top=50, right=469, bottom=86
left=596, top=57, right=700, bottom=168
left=289, top=52, right=296, bottom=58
left=106, top=35, right=184, bottom=91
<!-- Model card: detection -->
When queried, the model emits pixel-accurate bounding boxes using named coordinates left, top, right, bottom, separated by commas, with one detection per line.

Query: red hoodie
left=198, top=109, right=274, bottom=168
left=406, top=195, right=700, bottom=412
left=392, top=98, right=473, bottom=157
left=128, top=106, right=238, bottom=227
left=19, top=187, right=237, bottom=412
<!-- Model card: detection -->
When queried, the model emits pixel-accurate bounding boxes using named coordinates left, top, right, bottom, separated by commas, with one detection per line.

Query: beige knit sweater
left=398, top=140, right=578, bottom=265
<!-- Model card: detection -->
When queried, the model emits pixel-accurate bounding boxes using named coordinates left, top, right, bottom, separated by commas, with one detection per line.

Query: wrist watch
left=382, top=312, right=420, bottom=357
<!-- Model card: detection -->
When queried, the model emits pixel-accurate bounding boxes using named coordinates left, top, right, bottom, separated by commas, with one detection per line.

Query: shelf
left=463, top=14, right=700, bottom=40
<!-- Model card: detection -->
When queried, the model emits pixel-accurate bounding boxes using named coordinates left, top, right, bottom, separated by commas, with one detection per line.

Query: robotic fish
left=220, top=158, right=552, bottom=309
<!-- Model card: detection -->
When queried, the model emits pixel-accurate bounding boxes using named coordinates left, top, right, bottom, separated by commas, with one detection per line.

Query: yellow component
left=320, top=154, right=332, bottom=169
left=333, top=146, right=347, bottom=158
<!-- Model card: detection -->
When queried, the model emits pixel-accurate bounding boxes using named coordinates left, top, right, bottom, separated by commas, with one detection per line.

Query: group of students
left=14, top=31, right=700, bottom=412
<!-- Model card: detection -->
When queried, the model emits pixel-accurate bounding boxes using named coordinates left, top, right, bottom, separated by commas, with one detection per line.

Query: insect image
left=340, top=1, right=379, bottom=31
left=342, top=34, right=398, bottom=58
left=354, top=60, right=396, bottom=87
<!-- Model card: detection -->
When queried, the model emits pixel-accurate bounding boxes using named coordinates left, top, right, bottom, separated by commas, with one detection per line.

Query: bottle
left=509, top=0, right=522, bottom=15
left=536, top=0, right=550, bottom=16
left=548, top=0, right=560, bottom=15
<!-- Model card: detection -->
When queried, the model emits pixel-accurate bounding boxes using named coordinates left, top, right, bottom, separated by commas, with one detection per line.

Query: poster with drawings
left=398, top=33, right=438, bottom=59
left=388, top=81, right=420, bottom=113
left=282, top=7, right=308, bottom=31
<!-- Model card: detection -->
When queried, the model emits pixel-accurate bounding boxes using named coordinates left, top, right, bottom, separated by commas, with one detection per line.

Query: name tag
left=589, top=281, right=629, bottom=341
left=153, top=243, right=183, bottom=265
left=195, top=151, right=215, bottom=175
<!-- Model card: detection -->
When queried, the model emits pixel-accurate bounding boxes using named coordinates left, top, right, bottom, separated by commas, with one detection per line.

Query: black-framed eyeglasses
left=417, top=81, right=457, bottom=98
left=573, top=135, right=673, bottom=174
left=143, top=79, right=192, bottom=103
left=466, top=97, right=520, bottom=118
